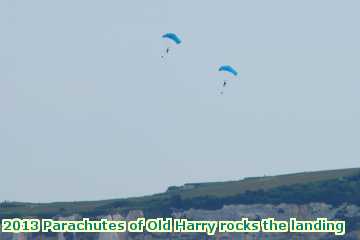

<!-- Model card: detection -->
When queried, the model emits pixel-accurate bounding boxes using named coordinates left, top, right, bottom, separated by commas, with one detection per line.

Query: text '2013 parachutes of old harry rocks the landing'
left=161, top=33, right=182, bottom=58
left=219, top=65, right=239, bottom=95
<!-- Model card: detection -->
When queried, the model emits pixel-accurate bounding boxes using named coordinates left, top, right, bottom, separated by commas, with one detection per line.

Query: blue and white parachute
left=162, top=33, right=182, bottom=45
left=219, top=65, right=238, bottom=76
left=219, top=65, right=239, bottom=94
left=161, top=33, right=181, bottom=58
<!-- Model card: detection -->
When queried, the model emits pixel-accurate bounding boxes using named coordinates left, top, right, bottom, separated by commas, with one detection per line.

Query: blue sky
left=1, top=0, right=359, bottom=202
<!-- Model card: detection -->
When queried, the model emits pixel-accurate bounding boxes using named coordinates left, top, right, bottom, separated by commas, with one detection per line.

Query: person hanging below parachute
left=161, top=32, right=182, bottom=58
left=218, top=65, right=238, bottom=95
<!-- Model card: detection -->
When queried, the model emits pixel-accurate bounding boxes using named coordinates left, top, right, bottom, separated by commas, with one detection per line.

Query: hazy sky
left=1, top=0, right=359, bottom=202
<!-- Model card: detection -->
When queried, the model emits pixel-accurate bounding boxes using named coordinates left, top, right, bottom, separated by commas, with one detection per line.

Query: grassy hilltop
left=1, top=167, right=360, bottom=218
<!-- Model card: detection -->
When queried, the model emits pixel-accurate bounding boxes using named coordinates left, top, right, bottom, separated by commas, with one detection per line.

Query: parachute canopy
left=219, top=65, right=238, bottom=76
left=162, top=33, right=182, bottom=45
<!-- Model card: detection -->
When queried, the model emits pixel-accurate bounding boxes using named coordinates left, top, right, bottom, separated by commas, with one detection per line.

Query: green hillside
left=169, top=167, right=360, bottom=198
left=1, top=167, right=359, bottom=218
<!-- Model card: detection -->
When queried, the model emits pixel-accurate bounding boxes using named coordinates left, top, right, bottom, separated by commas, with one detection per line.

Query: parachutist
left=161, top=33, right=180, bottom=58
left=218, top=65, right=238, bottom=94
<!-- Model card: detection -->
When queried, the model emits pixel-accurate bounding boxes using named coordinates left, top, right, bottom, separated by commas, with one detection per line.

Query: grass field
left=177, top=168, right=360, bottom=198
